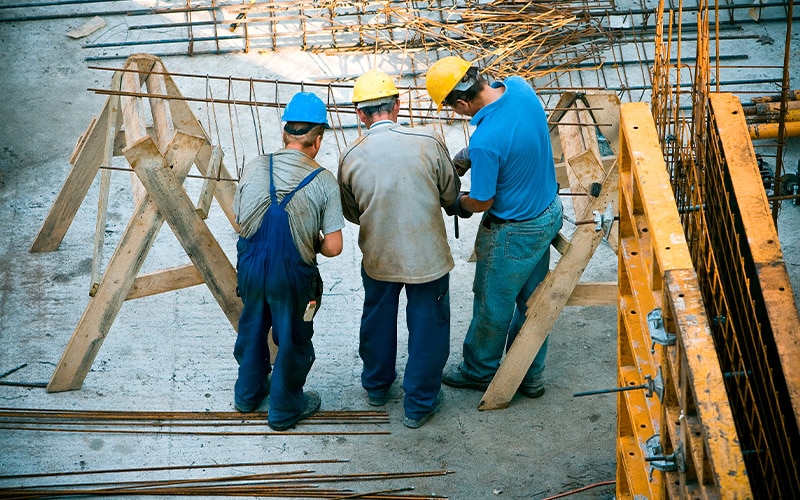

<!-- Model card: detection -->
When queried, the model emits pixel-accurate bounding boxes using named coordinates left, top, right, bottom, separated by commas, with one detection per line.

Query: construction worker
left=338, top=70, right=461, bottom=428
left=425, top=56, right=563, bottom=400
left=233, top=92, right=344, bottom=431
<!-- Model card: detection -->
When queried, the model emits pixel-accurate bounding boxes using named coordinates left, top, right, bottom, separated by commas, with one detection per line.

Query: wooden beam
left=196, top=145, right=224, bottom=219
left=127, top=264, right=205, bottom=300
left=90, top=80, right=122, bottom=296
left=566, top=282, right=618, bottom=306
left=30, top=97, right=114, bottom=253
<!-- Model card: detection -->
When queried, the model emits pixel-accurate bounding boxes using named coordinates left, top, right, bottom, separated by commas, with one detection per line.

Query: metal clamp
left=643, top=367, right=665, bottom=401
left=573, top=366, right=664, bottom=402
left=648, top=308, right=676, bottom=353
left=592, top=202, right=615, bottom=241
left=645, top=434, right=685, bottom=481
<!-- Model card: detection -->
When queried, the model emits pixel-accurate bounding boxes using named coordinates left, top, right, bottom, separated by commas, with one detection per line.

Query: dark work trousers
left=234, top=159, right=324, bottom=427
left=359, top=266, right=450, bottom=420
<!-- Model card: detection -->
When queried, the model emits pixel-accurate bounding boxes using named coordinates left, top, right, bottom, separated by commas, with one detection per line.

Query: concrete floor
left=0, top=2, right=798, bottom=499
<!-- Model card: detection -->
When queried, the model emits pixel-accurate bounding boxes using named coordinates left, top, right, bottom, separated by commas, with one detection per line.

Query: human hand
left=453, top=147, right=471, bottom=176
left=445, top=191, right=473, bottom=218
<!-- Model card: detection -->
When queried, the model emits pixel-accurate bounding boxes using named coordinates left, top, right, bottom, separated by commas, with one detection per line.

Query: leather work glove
left=453, top=147, right=471, bottom=176
left=444, top=191, right=473, bottom=219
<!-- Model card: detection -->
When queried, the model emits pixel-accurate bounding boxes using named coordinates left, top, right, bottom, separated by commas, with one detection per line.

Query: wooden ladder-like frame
left=31, top=54, right=241, bottom=392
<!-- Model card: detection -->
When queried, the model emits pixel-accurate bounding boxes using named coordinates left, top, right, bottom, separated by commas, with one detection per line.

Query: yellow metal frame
left=617, top=102, right=750, bottom=498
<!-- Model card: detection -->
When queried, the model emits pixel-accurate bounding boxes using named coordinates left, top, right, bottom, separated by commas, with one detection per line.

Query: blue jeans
left=460, top=196, right=563, bottom=387
left=360, top=267, right=450, bottom=420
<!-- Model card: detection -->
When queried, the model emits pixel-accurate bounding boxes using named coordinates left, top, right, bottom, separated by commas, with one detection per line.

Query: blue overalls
left=234, top=155, right=324, bottom=427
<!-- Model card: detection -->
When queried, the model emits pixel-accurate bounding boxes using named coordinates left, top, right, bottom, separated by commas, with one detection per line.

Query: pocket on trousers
left=504, top=230, right=546, bottom=260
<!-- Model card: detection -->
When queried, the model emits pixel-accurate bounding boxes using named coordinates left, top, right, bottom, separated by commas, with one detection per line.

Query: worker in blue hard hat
left=233, top=91, right=344, bottom=431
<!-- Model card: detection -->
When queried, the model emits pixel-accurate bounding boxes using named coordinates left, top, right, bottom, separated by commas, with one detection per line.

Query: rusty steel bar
left=0, top=459, right=348, bottom=481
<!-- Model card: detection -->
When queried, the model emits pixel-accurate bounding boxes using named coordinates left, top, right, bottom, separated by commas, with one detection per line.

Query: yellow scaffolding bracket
left=617, top=102, right=750, bottom=498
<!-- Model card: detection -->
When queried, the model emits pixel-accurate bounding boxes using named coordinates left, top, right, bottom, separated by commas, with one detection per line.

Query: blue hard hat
left=282, top=92, right=329, bottom=127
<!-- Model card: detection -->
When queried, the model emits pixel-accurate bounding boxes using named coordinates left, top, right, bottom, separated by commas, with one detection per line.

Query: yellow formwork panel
left=617, top=102, right=751, bottom=498
left=683, top=94, right=800, bottom=496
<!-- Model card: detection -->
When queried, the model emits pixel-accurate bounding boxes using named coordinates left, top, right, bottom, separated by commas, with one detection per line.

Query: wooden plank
left=30, top=97, right=114, bottom=253
left=144, top=63, right=174, bottom=151
left=478, top=164, right=619, bottom=410
left=124, top=135, right=241, bottom=327
left=566, top=149, right=606, bottom=195
left=121, top=61, right=148, bottom=207
left=559, top=100, right=601, bottom=220
left=66, top=16, right=106, bottom=39
left=90, top=88, right=121, bottom=296
left=127, top=264, right=205, bottom=300
left=566, top=282, right=618, bottom=306
left=196, top=145, right=223, bottom=219
left=69, top=116, right=95, bottom=166
left=551, top=231, right=570, bottom=256
left=584, top=92, right=621, bottom=156
left=47, top=131, right=204, bottom=393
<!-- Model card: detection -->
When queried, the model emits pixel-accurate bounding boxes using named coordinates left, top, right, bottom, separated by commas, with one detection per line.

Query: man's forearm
left=460, top=195, right=493, bottom=213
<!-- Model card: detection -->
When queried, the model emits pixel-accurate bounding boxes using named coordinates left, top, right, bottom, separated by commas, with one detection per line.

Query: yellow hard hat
left=352, top=70, right=399, bottom=106
left=425, top=56, right=472, bottom=111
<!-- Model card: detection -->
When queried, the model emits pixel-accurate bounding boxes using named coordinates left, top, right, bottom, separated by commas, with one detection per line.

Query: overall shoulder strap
left=279, top=168, right=325, bottom=208
left=268, top=154, right=278, bottom=204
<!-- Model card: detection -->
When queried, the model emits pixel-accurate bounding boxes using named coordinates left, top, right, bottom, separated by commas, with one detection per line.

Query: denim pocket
left=504, top=229, right=547, bottom=260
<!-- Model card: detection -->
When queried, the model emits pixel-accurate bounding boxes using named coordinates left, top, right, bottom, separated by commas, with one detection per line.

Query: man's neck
left=364, top=114, right=394, bottom=129
left=473, top=84, right=505, bottom=111
left=285, top=142, right=318, bottom=159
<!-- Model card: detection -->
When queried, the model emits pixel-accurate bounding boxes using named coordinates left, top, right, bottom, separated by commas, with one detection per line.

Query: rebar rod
left=0, top=0, right=119, bottom=8
left=0, top=407, right=387, bottom=420
left=0, top=425, right=390, bottom=436
left=0, top=459, right=348, bottom=481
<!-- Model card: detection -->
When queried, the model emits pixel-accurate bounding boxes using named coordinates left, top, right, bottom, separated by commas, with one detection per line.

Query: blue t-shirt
left=468, top=76, right=558, bottom=221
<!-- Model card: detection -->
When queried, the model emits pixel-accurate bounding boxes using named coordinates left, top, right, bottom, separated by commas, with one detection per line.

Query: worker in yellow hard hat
left=233, top=91, right=344, bottom=431
left=338, top=69, right=461, bottom=429
left=425, top=56, right=564, bottom=401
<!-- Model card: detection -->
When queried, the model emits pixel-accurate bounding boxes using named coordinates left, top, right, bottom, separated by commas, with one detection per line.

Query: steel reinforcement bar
left=616, top=102, right=750, bottom=498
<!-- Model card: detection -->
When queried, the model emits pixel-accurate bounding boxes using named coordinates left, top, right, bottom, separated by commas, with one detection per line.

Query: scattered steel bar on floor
left=0, top=459, right=348, bottom=481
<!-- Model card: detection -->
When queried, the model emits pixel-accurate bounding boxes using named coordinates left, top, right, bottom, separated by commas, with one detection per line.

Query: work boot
left=268, top=391, right=321, bottom=431
left=441, top=366, right=489, bottom=391
left=366, top=389, right=390, bottom=407
left=518, top=383, right=545, bottom=399
left=234, top=375, right=271, bottom=413
left=518, top=376, right=545, bottom=398
left=403, top=390, right=444, bottom=429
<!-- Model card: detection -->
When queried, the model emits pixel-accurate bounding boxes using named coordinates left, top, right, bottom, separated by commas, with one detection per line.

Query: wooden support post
left=478, top=160, right=619, bottom=410
left=121, top=61, right=148, bottom=207
left=196, top=145, right=224, bottom=219
left=30, top=98, right=116, bottom=253
left=90, top=73, right=122, bottom=296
